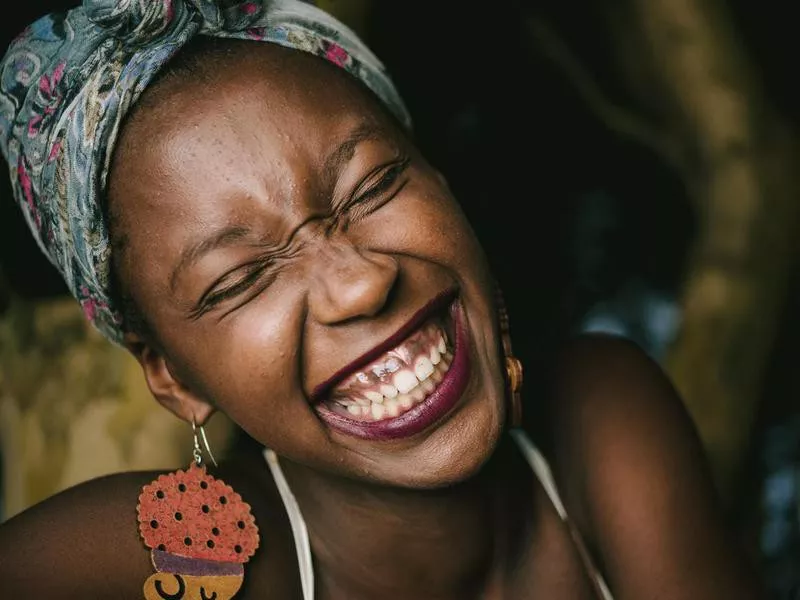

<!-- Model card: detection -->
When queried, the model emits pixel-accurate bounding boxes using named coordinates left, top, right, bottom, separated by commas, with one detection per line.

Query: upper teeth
left=394, top=370, right=419, bottom=394
left=330, top=322, right=453, bottom=421
left=414, top=356, right=435, bottom=381
left=380, top=384, right=398, bottom=399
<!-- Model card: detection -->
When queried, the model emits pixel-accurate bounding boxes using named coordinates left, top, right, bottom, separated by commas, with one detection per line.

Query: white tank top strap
left=509, top=429, right=615, bottom=600
left=263, top=449, right=315, bottom=600
left=264, top=433, right=614, bottom=600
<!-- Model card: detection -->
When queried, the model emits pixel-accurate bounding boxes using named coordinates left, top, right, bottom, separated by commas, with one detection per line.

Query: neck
left=278, top=433, right=532, bottom=600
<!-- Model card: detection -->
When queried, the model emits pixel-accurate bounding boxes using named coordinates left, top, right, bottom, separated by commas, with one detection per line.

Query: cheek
left=358, top=177, right=490, bottom=273
left=161, top=283, right=311, bottom=444
left=359, top=179, right=497, bottom=316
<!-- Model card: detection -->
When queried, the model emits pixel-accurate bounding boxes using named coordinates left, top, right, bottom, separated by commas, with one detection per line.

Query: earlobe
left=123, top=332, right=216, bottom=425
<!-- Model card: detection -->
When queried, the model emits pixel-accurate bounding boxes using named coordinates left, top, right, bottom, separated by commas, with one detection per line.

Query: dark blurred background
left=1, top=1, right=798, bottom=597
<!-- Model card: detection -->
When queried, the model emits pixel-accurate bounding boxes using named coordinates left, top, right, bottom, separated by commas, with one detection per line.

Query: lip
left=314, top=295, right=471, bottom=441
left=310, top=287, right=459, bottom=400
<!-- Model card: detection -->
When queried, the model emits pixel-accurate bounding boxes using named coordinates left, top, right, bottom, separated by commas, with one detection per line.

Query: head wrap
left=0, top=0, right=410, bottom=343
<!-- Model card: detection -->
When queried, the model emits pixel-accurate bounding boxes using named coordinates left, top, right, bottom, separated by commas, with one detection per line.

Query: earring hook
left=191, top=417, right=218, bottom=468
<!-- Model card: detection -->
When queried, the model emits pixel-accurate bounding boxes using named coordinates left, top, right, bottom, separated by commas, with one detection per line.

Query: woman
left=0, top=1, right=765, bottom=598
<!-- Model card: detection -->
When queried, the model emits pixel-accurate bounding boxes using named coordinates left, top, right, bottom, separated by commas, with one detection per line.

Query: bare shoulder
left=0, top=469, right=162, bottom=599
left=0, top=452, right=302, bottom=599
left=542, top=333, right=766, bottom=599
left=548, top=333, right=699, bottom=449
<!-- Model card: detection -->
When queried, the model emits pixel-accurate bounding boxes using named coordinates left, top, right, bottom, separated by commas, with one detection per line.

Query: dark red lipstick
left=314, top=293, right=471, bottom=441
left=310, top=287, right=458, bottom=400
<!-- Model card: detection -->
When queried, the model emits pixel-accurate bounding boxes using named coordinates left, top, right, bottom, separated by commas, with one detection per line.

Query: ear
left=123, top=332, right=215, bottom=425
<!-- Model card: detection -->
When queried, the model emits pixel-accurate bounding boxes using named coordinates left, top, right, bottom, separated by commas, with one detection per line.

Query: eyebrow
left=170, top=224, right=251, bottom=291
left=323, top=122, right=388, bottom=184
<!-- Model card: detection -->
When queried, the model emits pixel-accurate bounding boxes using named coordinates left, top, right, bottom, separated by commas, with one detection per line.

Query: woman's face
left=109, top=43, right=507, bottom=488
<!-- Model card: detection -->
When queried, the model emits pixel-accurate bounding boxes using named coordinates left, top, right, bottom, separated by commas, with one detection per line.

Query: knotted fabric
left=0, top=0, right=410, bottom=343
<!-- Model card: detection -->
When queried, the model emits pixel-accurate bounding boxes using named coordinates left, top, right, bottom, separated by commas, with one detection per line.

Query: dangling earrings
left=136, top=419, right=260, bottom=600
left=192, top=418, right=218, bottom=468
left=496, top=284, right=524, bottom=429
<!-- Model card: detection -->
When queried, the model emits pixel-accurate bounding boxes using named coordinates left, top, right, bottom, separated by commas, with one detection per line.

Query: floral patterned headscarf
left=0, top=0, right=410, bottom=343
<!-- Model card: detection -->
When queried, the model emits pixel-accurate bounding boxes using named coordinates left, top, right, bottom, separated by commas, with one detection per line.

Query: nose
left=307, top=239, right=399, bottom=325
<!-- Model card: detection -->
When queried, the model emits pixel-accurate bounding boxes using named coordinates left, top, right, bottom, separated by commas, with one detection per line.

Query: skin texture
left=0, top=41, right=766, bottom=599
left=111, top=41, right=506, bottom=491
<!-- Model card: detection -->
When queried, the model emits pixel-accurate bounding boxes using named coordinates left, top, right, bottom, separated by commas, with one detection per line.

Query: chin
left=405, top=403, right=506, bottom=489
left=340, top=387, right=507, bottom=490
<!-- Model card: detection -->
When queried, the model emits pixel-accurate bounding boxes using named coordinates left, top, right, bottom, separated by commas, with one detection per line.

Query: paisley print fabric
left=0, top=0, right=410, bottom=343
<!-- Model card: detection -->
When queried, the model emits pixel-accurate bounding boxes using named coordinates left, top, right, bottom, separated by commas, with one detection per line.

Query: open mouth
left=312, top=289, right=471, bottom=440
left=327, top=320, right=452, bottom=421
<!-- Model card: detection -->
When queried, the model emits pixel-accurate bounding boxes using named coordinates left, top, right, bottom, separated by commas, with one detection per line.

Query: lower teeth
left=336, top=352, right=452, bottom=421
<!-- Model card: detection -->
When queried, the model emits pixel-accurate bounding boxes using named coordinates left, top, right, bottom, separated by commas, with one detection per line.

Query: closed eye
left=190, top=260, right=275, bottom=319
left=343, top=155, right=410, bottom=223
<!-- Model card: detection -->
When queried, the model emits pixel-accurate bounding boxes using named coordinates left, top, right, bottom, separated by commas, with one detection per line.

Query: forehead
left=110, top=40, right=399, bottom=211
left=107, top=41, right=404, bottom=278
left=126, top=40, right=392, bottom=156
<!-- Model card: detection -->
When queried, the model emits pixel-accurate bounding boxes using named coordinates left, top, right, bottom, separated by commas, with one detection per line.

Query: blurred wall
left=0, top=295, right=233, bottom=521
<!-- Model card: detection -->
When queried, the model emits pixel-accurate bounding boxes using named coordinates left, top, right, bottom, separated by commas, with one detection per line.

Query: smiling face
left=108, top=40, right=507, bottom=488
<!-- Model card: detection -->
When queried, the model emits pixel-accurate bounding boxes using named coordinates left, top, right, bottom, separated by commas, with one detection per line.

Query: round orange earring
left=495, top=284, right=523, bottom=428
